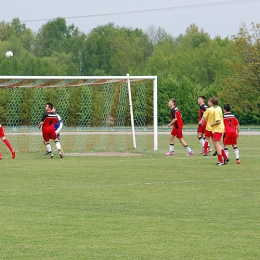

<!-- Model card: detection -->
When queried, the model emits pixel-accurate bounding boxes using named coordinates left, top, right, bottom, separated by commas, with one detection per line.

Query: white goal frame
left=0, top=75, right=158, bottom=151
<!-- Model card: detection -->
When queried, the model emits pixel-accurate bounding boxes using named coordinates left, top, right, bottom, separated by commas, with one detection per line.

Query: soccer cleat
left=12, top=150, right=16, bottom=159
left=207, top=148, right=213, bottom=153
left=0, top=153, right=2, bottom=160
left=43, top=151, right=49, bottom=155
left=50, top=153, right=54, bottom=159
left=213, top=151, right=217, bottom=156
left=187, top=151, right=194, bottom=156
left=216, top=162, right=225, bottom=166
left=236, top=159, right=241, bottom=164
left=200, top=149, right=204, bottom=154
left=165, top=151, right=174, bottom=156
left=59, top=151, right=64, bottom=158
left=224, top=158, right=230, bottom=165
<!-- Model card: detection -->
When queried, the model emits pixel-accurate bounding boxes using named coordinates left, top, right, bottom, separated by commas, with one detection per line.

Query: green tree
left=220, top=22, right=260, bottom=124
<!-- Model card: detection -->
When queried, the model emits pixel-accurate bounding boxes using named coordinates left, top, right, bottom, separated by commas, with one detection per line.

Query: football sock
left=198, top=137, right=205, bottom=147
left=204, top=141, right=209, bottom=154
left=224, top=148, right=229, bottom=158
left=45, top=143, right=52, bottom=153
left=184, top=145, right=192, bottom=153
left=233, top=146, right=239, bottom=160
left=217, top=154, right=223, bottom=163
left=170, top=144, right=174, bottom=152
left=3, top=139, right=14, bottom=152
left=55, top=141, right=61, bottom=151
left=221, top=149, right=228, bottom=159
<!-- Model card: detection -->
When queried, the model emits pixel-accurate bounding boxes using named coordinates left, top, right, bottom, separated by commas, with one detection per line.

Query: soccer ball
left=5, top=51, right=13, bottom=58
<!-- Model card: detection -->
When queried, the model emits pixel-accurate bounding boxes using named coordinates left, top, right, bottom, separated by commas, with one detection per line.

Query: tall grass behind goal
left=0, top=76, right=158, bottom=153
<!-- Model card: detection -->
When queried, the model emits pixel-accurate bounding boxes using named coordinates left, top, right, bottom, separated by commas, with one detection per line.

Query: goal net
left=0, top=75, right=158, bottom=154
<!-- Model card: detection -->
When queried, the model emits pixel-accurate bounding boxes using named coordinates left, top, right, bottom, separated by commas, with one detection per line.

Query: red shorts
left=0, top=125, right=5, bottom=138
left=171, top=128, right=183, bottom=138
left=42, top=127, right=56, bottom=142
left=204, top=129, right=213, bottom=138
left=197, top=124, right=206, bottom=133
left=212, top=132, right=223, bottom=142
left=223, top=132, right=238, bottom=145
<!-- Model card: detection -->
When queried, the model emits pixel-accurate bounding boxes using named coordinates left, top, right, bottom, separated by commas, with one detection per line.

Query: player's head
left=169, top=98, right=177, bottom=107
left=197, top=96, right=205, bottom=105
left=46, top=102, right=54, bottom=111
left=223, top=103, right=231, bottom=112
left=207, top=97, right=213, bottom=106
left=52, top=106, right=56, bottom=113
left=211, top=97, right=219, bottom=106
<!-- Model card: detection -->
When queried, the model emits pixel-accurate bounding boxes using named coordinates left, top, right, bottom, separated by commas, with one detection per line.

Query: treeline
left=0, top=18, right=260, bottom=125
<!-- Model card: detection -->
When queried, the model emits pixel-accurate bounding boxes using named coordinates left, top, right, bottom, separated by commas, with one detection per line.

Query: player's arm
left=167, top=118, right=177, bottom=127
left=38, top=122, right=43, bottom=129
left=236, top=123, right=240, bottom=137
left=39, top=112, right=47, bottom=129
left=55, top=114, right=63, bottom=134
left=210, top=120, right=221, bottom=127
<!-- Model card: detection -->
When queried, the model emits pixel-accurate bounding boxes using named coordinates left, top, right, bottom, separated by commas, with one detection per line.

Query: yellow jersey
left=203, top=106, right=214, bottom=132
left=212, top=106, right=224, bottom=133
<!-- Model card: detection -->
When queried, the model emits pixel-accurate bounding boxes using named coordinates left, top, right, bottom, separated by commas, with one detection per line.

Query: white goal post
left=0, top=75, right=158, bottom=153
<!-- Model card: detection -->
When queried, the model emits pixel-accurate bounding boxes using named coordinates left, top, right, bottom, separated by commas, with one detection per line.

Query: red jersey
left=223, top=112, right=239, bottom=133
left=41, top=112, right=59, bottom=130
left=170, top=107, right=183, bottom=129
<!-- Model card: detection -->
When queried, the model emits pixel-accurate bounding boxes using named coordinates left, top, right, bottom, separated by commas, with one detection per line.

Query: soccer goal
left=0, top=75, right=158, bottom=153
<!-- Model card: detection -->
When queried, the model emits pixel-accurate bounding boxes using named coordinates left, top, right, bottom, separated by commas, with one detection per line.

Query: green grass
left=1, top=134, right=260, bottom=259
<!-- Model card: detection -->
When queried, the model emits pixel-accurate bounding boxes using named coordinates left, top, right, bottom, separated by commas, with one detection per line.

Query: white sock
left=198, top=137, right=205, bottom=147
left=234, top=147, right=239, bottom=160
left=46, top=143, right=52, bottom=153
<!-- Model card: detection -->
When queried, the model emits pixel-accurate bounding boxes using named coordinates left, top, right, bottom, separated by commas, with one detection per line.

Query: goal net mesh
left=0, top=76, right=156, bottom=154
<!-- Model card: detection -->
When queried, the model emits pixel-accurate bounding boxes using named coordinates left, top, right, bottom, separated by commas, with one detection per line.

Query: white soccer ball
left=5, top=51, right=13, bottom=58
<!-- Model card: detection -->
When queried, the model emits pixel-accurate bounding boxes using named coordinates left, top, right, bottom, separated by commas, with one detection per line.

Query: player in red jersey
left=197, top=96, right=212, bottom=155
left=165, top=98, right=193, bottom=156
left=0, top=124, right=16, bottom=160
left=38, top=103, right=63, bottom=158
left=223, top=103, right=241, bottom=164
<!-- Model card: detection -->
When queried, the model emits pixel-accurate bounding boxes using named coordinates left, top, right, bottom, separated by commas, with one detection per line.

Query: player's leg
left=232, top=144, right=241, bottom=164
left=213, top=132, right=228, bottom=165
left=165, top=133, right=175, bottom=156
left=0, top=125, right=15, bottom=159
left=178, top=130, right=193, bottom=155
left=54, top=138, right=63, bottom=158
left=43, top=131, right=53, bottom=158
left=197, top=125, right=205, bottom=153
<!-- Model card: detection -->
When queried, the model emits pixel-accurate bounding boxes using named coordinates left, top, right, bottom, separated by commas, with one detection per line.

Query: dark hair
left=170, top=98, right=177, bottom=106
left=46, top=102, right=54, bottom=110
left=223, top=103, right=231, bottom=112
left=211, top=97, right=219, bottom=106
left=198, top=96, right=205, bottom=100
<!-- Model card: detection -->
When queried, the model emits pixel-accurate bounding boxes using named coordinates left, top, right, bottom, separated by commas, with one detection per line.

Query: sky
left=1, top=0, right=260, bottom=39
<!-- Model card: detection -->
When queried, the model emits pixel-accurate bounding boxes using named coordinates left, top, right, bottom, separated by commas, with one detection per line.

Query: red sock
left=4, top=139, right=14, bottom=152
left=221, top=149, right=228, bottom=159
left=204, top=141, right=209, bottom=154
left=218, top=154, right=223, bottom=163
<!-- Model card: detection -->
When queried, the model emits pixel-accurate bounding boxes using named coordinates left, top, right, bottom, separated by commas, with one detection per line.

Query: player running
left=223, top=103, right=241, bottom=164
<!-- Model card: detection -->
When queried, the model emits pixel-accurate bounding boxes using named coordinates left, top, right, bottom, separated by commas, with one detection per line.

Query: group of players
left=165, top=96, right=241, bottom=166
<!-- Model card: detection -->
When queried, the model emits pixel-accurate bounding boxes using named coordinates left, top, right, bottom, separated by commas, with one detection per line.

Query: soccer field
left=1, top=134, right=260, bottom=259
